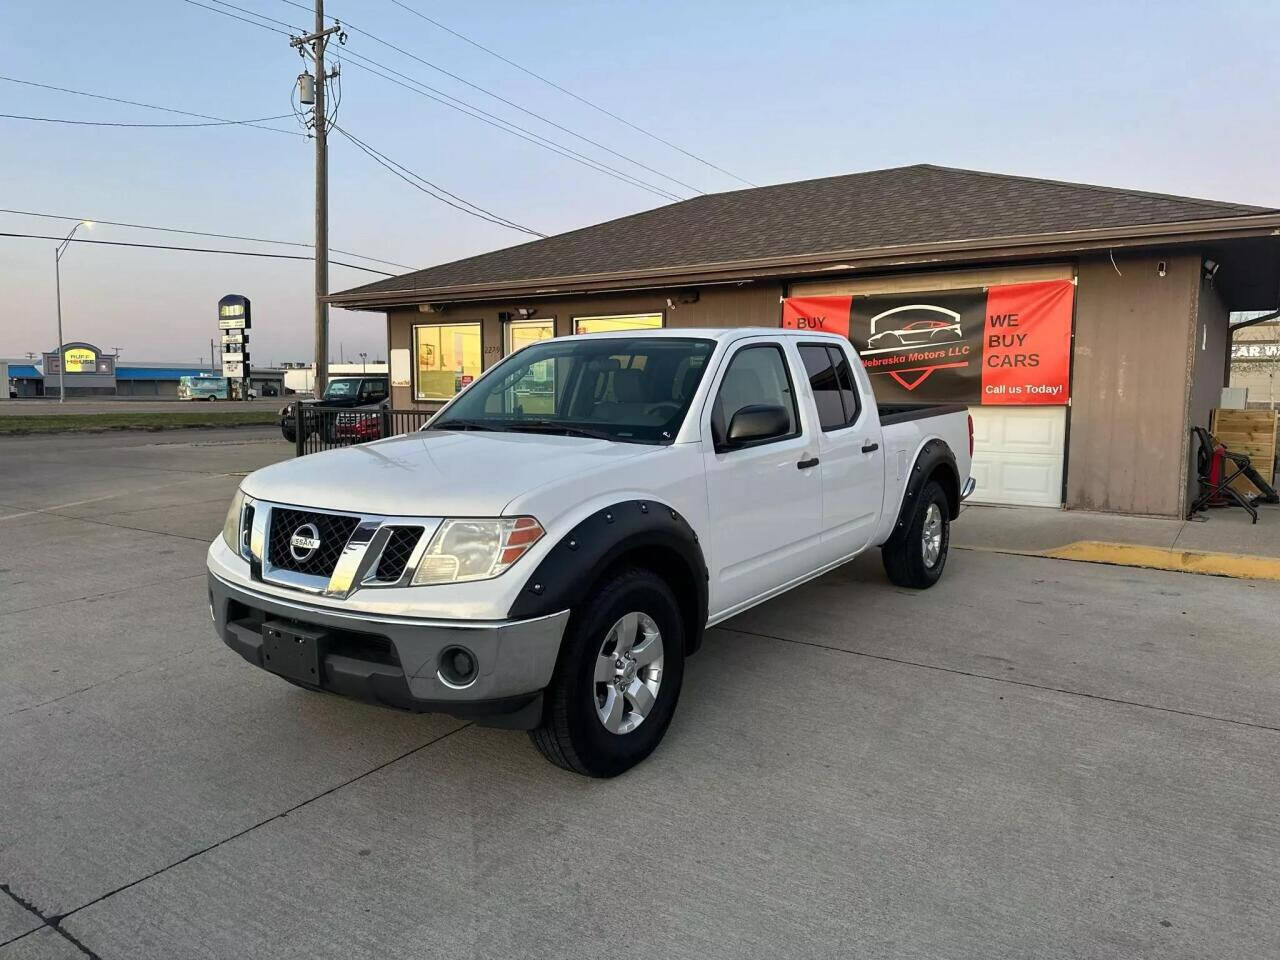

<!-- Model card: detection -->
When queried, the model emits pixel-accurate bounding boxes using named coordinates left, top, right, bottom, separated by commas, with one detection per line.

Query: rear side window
left=829, top=346, right=861, bottom=425
left=799, top=346, right=846, bottom=430
left=800, top=343, right=860, bottom=430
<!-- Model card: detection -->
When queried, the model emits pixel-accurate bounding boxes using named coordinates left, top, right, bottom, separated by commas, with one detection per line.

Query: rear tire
left=881, top=480, right=950, bottom=589
left=529, top=568, right=685, bottom=777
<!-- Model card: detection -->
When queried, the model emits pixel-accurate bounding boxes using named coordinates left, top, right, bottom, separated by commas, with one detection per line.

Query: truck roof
left=555, top=327, right=846, bottom=344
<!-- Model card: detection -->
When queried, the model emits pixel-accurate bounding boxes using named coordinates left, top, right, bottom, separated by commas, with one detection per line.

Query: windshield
left=323, top=379, right=360, bottom=399
left=432, top=337, right=715, bottom=444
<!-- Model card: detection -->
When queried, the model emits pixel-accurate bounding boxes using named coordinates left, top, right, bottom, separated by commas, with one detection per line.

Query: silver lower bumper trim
left=961, top=477, right=977, bottom=501
left=209, top=572, right=568, bottom=704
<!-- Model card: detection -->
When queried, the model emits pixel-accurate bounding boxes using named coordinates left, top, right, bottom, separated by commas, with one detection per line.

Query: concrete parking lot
left=2, top=429, right=1278, bottom=959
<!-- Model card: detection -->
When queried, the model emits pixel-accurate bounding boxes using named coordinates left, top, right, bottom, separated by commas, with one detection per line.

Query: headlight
left=411, top=517, right=544, bottom=585
left=221, top=490, right=255, bottom=558
left=221, top=489, right=245, bottom=553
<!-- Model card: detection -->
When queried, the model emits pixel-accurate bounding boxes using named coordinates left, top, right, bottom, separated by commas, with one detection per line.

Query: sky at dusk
left=2, top=0, right=1278, bottom=365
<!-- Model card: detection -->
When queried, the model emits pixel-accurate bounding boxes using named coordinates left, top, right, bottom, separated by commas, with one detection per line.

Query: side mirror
left=725, top=404, right=790, bottom=448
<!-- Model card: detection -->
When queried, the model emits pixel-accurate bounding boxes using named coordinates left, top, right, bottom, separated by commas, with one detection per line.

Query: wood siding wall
left=1067, top=252, right=1200, bottom=517
left=385, top=282, right=784, bottom=409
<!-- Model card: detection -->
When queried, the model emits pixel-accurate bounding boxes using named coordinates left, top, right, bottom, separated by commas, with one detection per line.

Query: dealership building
left=331, top=164, right=1280, bottom=518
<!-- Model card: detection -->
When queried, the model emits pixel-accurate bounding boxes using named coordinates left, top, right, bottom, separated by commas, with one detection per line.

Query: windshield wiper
left=431, top=418, right=504, bottom=432
left=506, top=419, right=622, bottom=442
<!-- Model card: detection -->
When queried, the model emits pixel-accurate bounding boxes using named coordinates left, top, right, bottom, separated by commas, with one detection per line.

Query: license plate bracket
left=261, top=621, right=326, bottom=685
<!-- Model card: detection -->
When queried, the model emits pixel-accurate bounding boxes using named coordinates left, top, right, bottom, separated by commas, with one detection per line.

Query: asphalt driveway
left=1, top=429, right=1277, bottom=959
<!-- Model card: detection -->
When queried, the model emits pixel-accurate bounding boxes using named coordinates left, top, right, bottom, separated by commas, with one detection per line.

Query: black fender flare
left=508, top=500, right=709, bottom=655
left=889, top=440, right=962, bottom=542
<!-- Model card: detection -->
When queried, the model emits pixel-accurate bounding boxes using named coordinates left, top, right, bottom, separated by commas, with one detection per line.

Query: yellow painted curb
left=1036, top=540, right=1280, bottom=582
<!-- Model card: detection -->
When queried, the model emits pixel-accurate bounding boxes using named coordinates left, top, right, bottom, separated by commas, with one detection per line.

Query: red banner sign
left=782, top=279, right=1073, bottom=405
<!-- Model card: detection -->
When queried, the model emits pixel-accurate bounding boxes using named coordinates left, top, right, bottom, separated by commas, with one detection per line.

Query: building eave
left=329, top=214, right=1280, bottom=311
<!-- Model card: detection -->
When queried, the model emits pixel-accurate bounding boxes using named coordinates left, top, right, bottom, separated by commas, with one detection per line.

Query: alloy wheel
left=593, top=612, right=664, bottom=735
left=922, top=502, right=944, bottom=567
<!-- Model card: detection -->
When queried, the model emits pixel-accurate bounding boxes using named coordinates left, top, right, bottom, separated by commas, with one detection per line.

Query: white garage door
left=967, top=407, right=1066, bottom=506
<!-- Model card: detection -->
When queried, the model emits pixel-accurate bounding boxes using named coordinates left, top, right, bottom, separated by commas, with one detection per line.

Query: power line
left=179, top=1, right=686, bottom=203
left=0, top=208, right=411, bottom=269
left=382, top=0, right=757, bottom=188
left=339, top=52, right=684, bottom=203
left=332, top=124, right=545, bottom=237
left=204, top=0, right=302, bottom=31
left=0, top=75, right=302, bottom=137
left=0, top=112, right=294, bottom=128
left=274, top=0, right=705, bottom=196
left=179, top=0, right=293, bottom=35
left=0, top=232, right=394, bottom=275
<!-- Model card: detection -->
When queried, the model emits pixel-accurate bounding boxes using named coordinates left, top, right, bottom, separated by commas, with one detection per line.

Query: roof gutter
left=329, top=212, right=1280, bottom=310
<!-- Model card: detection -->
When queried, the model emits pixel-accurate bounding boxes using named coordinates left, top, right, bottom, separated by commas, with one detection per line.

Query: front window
left=574, top=313, right=663, bottom=335
left=710, top=345, right=799, bottom=447
left=433, top=336, right=713, bottom=444
left=414, top=322, right=482, bottom=401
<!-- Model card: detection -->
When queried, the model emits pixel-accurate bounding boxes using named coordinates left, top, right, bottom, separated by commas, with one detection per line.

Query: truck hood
left=242, top=429, right=657, bottom=517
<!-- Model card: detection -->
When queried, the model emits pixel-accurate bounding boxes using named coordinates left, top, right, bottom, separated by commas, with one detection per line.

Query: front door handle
left=861, top=442, right=879, bottom=453
left=797, top=457, right=820, bottom=470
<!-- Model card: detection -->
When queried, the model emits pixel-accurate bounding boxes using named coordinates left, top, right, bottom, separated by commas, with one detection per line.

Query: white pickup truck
left=208, top=329, right=974, bottom=776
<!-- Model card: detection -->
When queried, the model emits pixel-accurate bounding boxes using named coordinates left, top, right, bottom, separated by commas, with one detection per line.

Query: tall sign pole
left=291, top=4, right=341, bottom=400
left=218, top=295, right=252, bottom=399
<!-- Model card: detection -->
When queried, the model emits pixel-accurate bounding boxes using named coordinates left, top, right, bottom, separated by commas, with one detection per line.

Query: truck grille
left=371, top=526, right=423, bottom=583
left=268, top=508, right=361, bottom=576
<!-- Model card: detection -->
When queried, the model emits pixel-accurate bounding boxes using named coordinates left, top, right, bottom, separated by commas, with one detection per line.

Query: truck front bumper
left=208, top=572, right=569, bottom=729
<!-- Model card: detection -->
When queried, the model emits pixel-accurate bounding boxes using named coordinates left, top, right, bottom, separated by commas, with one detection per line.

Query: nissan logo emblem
left=289, top=523, right=322, bottom=562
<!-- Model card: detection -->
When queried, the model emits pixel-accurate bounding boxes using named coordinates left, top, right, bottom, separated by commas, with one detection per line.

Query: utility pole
left=291, top=4, right=342, bottom=401
left=210, top=339, right=216, bottom=374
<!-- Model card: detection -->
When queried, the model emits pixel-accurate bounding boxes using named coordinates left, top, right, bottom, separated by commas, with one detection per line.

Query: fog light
left=437, top=646, right=478, bottom=688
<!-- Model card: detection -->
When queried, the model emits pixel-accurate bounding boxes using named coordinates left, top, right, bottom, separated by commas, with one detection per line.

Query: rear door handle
left=796, top=457, right=820, bottom=470
left=861, top=442, right=879, bottom=453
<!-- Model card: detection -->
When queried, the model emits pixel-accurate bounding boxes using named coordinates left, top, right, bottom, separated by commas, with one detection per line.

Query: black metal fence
left=287, top=403, right=435, bottom=456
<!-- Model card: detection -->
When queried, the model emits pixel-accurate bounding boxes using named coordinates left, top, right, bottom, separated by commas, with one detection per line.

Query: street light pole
left=54, top=251, right=64, bottom=403
left=53, top=220, right=92, bottom=403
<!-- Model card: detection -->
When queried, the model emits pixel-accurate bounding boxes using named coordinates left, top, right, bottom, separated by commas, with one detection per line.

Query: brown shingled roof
left=333, top=164, right=1277, bottom=304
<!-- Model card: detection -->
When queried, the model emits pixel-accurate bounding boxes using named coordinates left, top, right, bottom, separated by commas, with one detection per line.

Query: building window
left=413, top=322, right=482, bottom=401
left=505, top=318, right=555, bottom=354
left=574, top=312, right=663, bottom=335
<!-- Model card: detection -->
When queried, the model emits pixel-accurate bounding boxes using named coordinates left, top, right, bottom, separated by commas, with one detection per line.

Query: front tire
left=881, top=480, right=950, bottom=588
left=530, top=568, right=685, bottom=777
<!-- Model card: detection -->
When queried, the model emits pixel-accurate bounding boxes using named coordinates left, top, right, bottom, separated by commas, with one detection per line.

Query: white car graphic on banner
left=864, top=304, right=964, bottom=353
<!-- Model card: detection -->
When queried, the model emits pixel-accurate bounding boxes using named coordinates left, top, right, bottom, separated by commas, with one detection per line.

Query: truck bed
left=878, top=403, right=970, bottom=426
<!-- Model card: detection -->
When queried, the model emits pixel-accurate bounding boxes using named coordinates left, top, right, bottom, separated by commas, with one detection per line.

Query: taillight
left=967, top=414, right=974, bottom=457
